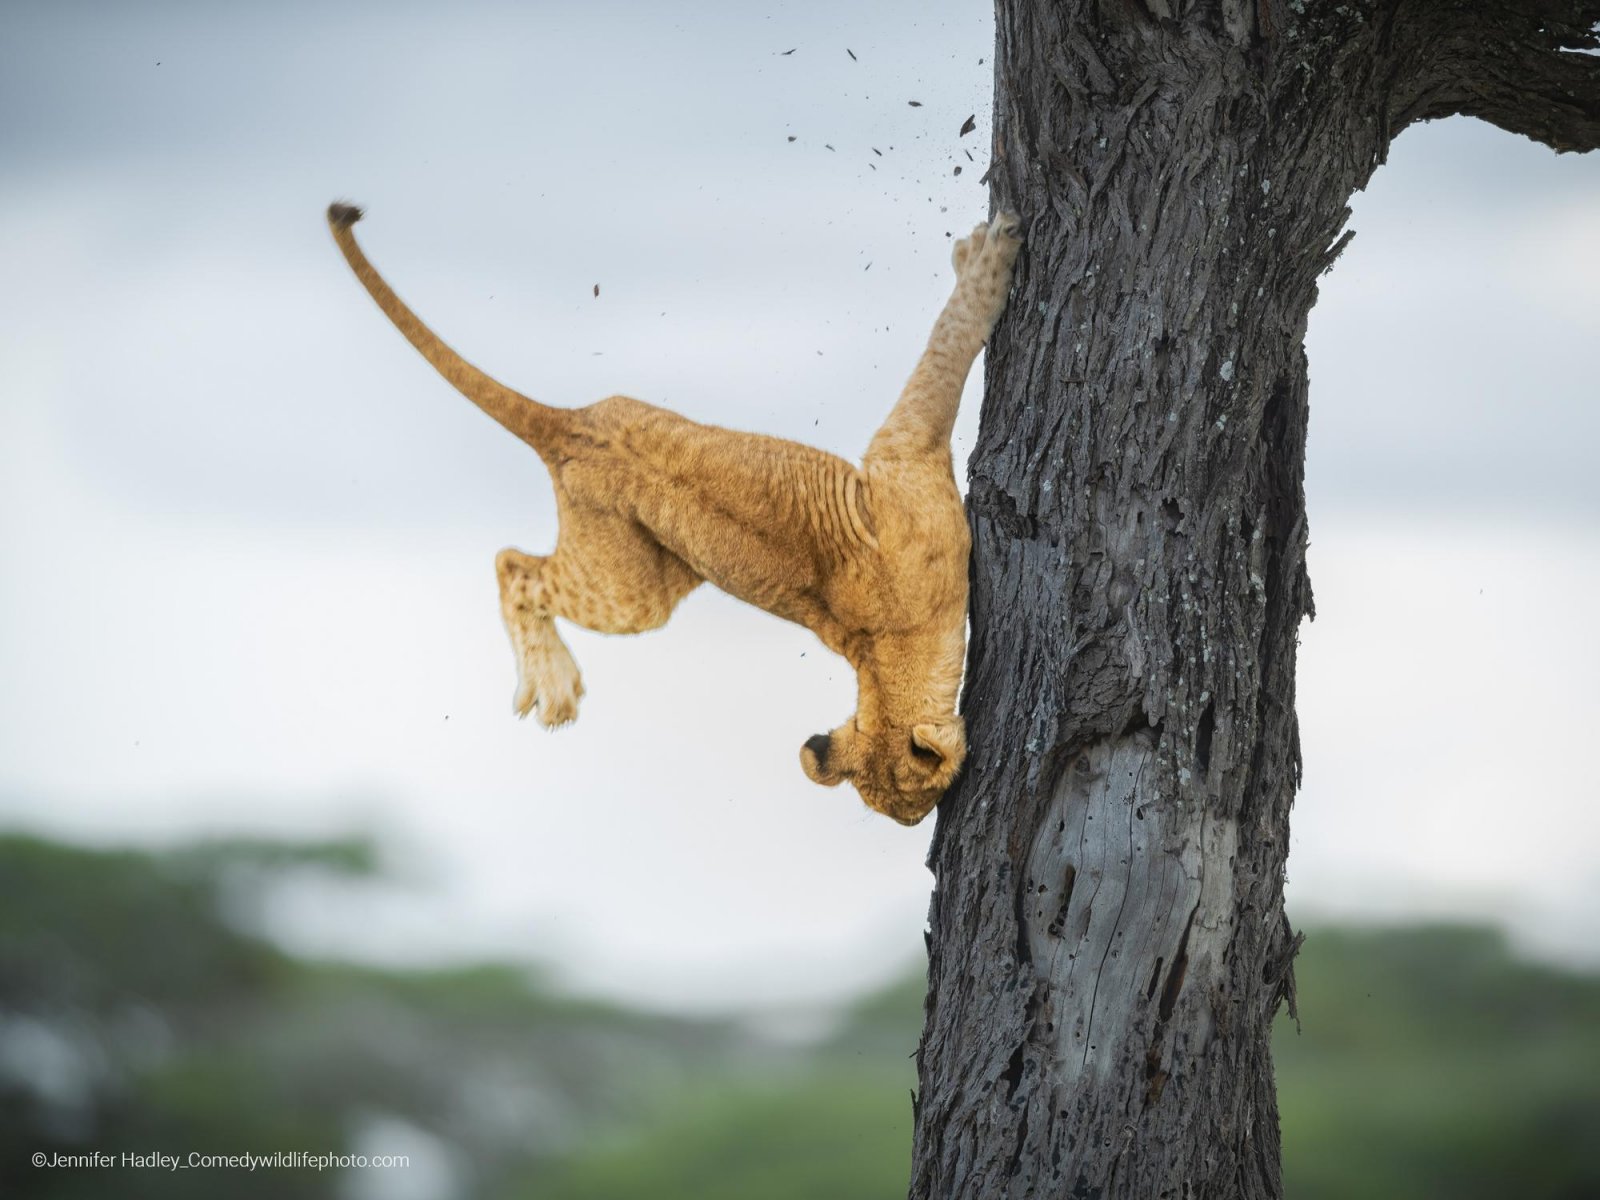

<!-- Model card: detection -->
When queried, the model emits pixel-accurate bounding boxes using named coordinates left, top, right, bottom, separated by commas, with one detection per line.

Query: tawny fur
left=328, top=203, right=1021, bottom=825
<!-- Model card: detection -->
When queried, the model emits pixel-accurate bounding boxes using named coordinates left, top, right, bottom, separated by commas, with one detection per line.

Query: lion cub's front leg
left=865, top=212, right=1022, bottom=463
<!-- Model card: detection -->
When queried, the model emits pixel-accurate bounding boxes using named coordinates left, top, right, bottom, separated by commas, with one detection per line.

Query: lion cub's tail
left=327, top=202, right=566, bottom=453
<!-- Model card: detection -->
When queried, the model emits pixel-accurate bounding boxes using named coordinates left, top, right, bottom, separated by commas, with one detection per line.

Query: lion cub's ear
left=910, top=721, right=966, bottom=786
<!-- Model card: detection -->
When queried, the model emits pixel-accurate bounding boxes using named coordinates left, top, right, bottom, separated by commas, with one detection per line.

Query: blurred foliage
left=524, top=1076, right=914, bottom=1200
left=0, top=833, right=749, bottom=1200
left=2, top=831, right=1597, bottom=1200
left=1275, top=924, right=1600, bottom=1200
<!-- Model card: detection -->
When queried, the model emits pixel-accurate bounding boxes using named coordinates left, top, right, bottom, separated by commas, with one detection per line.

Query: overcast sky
left=2, top=0, right=1597, bottom=1012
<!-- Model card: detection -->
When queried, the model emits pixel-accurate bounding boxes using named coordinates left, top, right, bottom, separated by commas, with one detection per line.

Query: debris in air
left=787, top=135, right=797, bottom=142
left=872, top=147, right=883, bottom=156
left=593, top=284, right=599, bottom=297
left=959, top=114, right=976, bottom=136
left=908, top=100, right=923, bottom=107
left=954, top=166, right=962, bottom=175
left=781, top=48, right=796, bottom=55
left=825, top=144, right=835, bottom=151
left=847, top=48, right=857, bottom=61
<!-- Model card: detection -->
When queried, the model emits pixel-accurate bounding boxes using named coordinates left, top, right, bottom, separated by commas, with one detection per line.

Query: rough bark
left=909, top=3, right=1600, bottom=1199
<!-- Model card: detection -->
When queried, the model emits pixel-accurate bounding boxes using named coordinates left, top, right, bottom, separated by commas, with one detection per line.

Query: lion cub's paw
left=952, top=213, right=1022, bottom=278
left=513, top=638, right=586, bottom=729
left=960, top=211, right=1023, bottom=330
left=532, top=680, right=582, bottom=729
left=978, top=211, right=1023, bottom=273
left=951, top=221, right=990, bottom=275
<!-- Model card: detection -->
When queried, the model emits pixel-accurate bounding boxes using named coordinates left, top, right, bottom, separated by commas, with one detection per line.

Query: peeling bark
left=909, top=2, right=1600, bottom=1198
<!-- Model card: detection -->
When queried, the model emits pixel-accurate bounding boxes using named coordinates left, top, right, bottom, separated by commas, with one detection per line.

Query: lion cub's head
left=799, top=717, right=965, bottom=825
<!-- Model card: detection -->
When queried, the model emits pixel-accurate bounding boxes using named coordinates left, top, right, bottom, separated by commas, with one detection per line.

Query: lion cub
left=329, top=204, right=1021, bottom=824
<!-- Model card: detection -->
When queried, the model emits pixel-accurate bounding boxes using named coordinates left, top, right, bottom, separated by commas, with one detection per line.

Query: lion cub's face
left=799, top=717, right=966, bottom=825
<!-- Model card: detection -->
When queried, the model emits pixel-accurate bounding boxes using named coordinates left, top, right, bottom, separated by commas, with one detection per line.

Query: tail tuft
left=327, top=201, right=364, bottom=230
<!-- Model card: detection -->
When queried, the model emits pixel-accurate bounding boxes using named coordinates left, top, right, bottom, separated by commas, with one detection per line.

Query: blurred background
left=1, top=1, right=1596, bottom=1197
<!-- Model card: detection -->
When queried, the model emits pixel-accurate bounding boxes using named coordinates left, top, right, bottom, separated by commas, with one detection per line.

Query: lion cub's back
left=562, top=396, right=856, bottom=610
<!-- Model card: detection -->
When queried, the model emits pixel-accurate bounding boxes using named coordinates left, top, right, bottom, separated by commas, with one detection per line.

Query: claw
left=536, top=687, right=581, bottom=729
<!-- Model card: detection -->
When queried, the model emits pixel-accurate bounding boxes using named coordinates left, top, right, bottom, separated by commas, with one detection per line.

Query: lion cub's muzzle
left=800, top=730, right=849, bottom=791
left=802, top=733, right=833, bottom=775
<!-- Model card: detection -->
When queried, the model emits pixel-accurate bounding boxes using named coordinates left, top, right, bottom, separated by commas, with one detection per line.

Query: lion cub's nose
left=803, top=733, right=832, bottom=770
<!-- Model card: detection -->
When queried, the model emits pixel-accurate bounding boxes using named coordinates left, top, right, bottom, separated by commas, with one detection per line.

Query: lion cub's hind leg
left=495, top=502, right=700, bottom=728
left=497, top=549, right=586, bottom=728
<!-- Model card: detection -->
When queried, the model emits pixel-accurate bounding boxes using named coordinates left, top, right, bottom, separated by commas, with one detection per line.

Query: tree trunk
left=909, top=3, right=1600, bottom=1198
